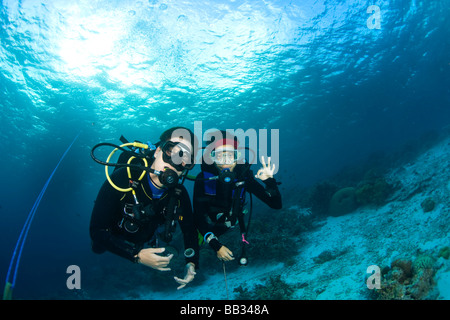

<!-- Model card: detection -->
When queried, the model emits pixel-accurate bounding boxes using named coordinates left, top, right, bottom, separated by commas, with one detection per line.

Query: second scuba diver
left=193, top=130, right=282, bottom=265
left=89, top=127, right=198, bottom=289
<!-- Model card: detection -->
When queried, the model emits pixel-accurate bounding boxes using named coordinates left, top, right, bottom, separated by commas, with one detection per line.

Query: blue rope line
left=5, top=132, right=81, bottom=289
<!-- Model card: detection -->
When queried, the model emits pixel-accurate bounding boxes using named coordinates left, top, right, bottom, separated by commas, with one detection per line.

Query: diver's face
left=153, top=137, right=193, bottom=175
left=212, top=145, right=237, bottom=170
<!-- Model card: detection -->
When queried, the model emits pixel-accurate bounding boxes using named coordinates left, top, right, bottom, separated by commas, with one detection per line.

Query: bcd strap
left=232, top=183, right=247, bottom=235
left=203, top=171, right=217, bottom=195
left=160, top=187, right=182, bottom=243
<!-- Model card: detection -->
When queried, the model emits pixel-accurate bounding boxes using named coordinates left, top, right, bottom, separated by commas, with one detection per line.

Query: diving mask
left=160, top=141, right=195, bottom=171
left=211, top=147, right=240, bottom=165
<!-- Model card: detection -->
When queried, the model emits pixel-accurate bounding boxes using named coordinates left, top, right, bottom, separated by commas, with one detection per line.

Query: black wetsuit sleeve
left=89, top=169, right=141, bottom=262
left=178, top=187, right=200, bottom=267
left=193, top=173, right=224, bottom=252
left=246, top=175, right=282, bottom=209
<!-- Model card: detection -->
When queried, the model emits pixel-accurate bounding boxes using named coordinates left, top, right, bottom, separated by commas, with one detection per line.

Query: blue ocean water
left=1, top=0, right=449, bottom=300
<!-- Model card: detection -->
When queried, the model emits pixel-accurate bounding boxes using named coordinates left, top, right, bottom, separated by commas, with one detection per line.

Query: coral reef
left=355, top=177, right=393, bottom=206
left=374, top=255, right=436, bottom=300
left=391, top=259, right=413, bottom=279
left=413, top=255, right=435, bottom=271
left=233, top=274, right=295, bottom=300
left=328, top=187, right=357, bottom=216
left=305, top=172, right=394, bottom=217
left=438, top=246, right=450, bottom=260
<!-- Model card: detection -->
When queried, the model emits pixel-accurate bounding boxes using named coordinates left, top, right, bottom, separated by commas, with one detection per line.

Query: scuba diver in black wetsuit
left=193, top=131, right=282, bottom=266
left=90, top=127, right=198, bottom=290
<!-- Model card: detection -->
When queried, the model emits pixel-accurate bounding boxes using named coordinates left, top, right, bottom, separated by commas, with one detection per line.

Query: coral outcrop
left=438, top=246, right=450, bottom=260
left=420, top=197, right=436, bottom=212
left=328, top=187, right=357, bottom=217
left=375, top=255, right=436, bottom=300
left=355, top=177, right=393, bottom=206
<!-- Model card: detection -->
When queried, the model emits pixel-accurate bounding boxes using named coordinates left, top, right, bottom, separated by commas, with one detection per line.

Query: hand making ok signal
left=255, top=156, right=276, bottom=181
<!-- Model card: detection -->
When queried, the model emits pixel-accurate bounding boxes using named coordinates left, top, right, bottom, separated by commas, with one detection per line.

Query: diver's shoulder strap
left=160, top=186, right=183, bottom=243
left=203, top=171, right=217, bottom=195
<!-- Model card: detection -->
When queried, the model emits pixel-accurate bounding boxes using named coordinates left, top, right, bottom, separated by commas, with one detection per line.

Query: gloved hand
left=135, top=247, right=173, bottom=271
left=174, top=262, right=196, bottom=290
left=255, top=156, right=276, bottom=181
left=217, top=245, right=234, bottom=261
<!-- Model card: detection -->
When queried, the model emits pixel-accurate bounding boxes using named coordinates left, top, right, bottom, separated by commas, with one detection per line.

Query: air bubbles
left=177, top=14, right=187, bottom=23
